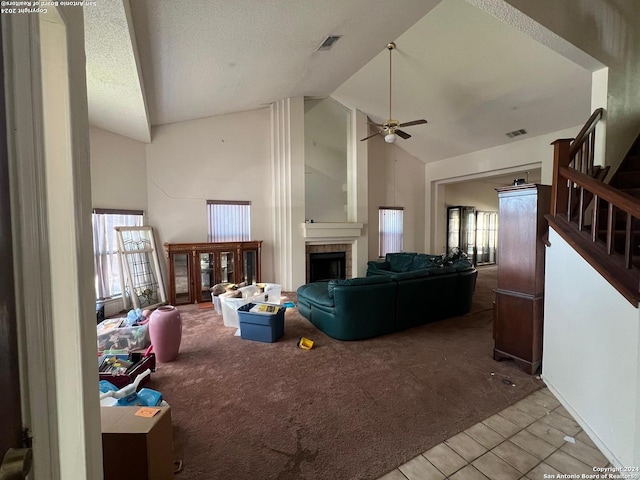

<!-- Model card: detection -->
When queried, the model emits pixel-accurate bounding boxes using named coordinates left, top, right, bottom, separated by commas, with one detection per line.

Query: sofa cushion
left=387, top=253, right=416, bottom=272
left=297, top=282, right=334, bottom=307
left=367, top=260, right=390, bottom=271
left=451, top=258, right=474, bottom=271
left=411, top=254, right=441, bottom=270
left=366, top=269, right=396, bottom=277
left=391, top=269, right=430, bottom=281
left=426, top=265, right=456, bottom=276
left=328, top=275, right=392, bottom=298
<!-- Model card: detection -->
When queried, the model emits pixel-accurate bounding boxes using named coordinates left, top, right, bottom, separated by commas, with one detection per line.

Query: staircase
left=547, top=109, right=640, bottom=306
left=595, top=135, right=640, bottom=268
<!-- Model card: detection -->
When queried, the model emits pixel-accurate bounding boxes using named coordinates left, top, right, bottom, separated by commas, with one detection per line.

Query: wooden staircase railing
left=548, top=108, right=640, bottom=306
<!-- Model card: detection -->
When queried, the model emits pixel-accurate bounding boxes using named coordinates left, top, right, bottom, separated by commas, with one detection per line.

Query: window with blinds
left=379, top=207, right=404, bottom=257
left=207, top=200, right=251, bottom=242
left=92, top=208, right=144, bottom=299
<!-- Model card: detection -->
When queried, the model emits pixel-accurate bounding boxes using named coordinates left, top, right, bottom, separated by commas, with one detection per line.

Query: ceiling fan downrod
left=387, top=42, right=395, bottom=125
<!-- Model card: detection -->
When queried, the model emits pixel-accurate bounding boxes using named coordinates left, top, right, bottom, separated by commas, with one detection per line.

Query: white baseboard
left=541, top=375, right=631, bottom=472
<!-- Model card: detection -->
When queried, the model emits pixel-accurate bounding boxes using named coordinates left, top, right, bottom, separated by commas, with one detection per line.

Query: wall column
left=349, top=109, right=369, bottom=276
left=270, top=98, right=306, bottom=290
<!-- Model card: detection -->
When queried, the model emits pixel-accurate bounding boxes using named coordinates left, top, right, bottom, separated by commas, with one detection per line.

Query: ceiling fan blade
left=398, top=119, right=428, bottom=128
left=395, top=129, right=411, bottom=140
left=360, top=131, right=382, bottom=141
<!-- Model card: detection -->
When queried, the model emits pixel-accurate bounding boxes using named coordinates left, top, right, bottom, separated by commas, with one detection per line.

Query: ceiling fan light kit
left=360, top=42, right=428, bottom=143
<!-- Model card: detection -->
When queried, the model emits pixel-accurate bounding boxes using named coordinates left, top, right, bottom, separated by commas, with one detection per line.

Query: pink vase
left=149, top=305, right=182, bottom=362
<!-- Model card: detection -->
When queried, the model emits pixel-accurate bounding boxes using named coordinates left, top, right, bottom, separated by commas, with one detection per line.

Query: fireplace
left=309, top=252, right=346, bottom=282
left=305, top=243, right=353, bottom=283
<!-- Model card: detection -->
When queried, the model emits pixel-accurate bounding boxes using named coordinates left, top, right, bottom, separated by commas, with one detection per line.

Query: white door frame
left=3, top=7, right=102, bottom=479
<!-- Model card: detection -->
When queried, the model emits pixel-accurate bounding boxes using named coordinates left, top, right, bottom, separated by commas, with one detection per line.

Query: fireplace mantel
left=301, top=222, right=364, bottom=242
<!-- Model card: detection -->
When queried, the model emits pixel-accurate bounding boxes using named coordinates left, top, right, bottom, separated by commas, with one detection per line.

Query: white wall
left=425, top=125, right=580, bottom=252
left=544, top=228, right=640, bottom=468
left=368, top=138, right=425, bottom=258
left=304, top=98, right=348, bottom=222
left=145, top=108, right=274, bottom=281
left=89, top=126, right=147, bottom=211
left=445, top=181, right=499, bottom=212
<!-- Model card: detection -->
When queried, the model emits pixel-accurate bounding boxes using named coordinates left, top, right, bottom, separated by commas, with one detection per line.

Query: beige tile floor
left=379, top=387, right=612, bottom=480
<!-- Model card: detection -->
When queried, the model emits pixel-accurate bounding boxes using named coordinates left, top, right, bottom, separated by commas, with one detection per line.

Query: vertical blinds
left=379, top=207, right=403, bottom=257
left=92, top=209, right=143, bottom=299
left=207, top=201, right=251, bottom=242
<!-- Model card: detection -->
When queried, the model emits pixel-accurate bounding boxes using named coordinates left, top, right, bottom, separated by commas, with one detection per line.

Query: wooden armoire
left=493, top=184, right=551, bottom=374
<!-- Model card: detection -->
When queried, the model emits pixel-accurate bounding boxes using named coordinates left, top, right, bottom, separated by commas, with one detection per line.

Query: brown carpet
left=148, top=266, right=543, bottom=480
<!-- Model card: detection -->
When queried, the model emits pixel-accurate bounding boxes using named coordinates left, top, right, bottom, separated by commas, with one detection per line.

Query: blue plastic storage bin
left=237, top=303, right=285, bottom=343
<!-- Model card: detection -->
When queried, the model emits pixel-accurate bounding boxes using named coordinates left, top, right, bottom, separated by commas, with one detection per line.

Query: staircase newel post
left=550, top=139, right=573, bottom=216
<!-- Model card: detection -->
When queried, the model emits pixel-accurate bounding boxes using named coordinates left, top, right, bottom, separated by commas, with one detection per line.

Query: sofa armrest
left=367, top=260, right=389, bottom=270
left=366, top=260, right=391, bottom=276
left=296, top=282, right=334, bottom=308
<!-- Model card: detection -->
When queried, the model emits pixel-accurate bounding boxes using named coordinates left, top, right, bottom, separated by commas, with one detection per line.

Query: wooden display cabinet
left=164, top=241, right=262, bottom=305
left=493, top=184, right=550, bottom=374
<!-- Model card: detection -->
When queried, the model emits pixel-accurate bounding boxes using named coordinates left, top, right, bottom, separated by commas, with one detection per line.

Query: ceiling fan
left=361, top=42, right=428, bottom=144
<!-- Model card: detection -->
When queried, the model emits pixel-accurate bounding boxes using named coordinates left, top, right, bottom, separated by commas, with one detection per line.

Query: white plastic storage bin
left=219, top=286, right=267, bottom=329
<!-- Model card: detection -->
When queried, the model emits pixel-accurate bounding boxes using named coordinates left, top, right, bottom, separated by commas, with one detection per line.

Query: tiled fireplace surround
left=305, top=243, right=353, bottom=284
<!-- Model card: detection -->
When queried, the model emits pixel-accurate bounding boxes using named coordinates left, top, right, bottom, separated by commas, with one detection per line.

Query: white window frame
left=115, top=226, right=167, bottom=310
left=207, top=200, right=251, bottom=242
left=92, top=208, right=143, bottom=300
left=379, top=206, right=404, bottom=257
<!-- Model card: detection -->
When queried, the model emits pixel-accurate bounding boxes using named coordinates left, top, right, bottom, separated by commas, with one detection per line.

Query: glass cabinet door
left=199, top=252, right=214, bottom=302
left=243, top=249, right=257, bottom=284
left=172, top=253, right=191, bottom=304
left=218, top=251, right=236, bottom=284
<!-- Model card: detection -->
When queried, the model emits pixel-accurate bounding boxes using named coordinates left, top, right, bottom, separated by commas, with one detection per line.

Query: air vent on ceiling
left=316, top=35, right=342, bottom=51
left=506, top=128, right=528, bottom=138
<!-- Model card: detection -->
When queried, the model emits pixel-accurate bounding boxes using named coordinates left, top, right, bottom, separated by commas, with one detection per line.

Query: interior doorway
left=2, top=7, right=103, bottom=478
left=0, top=16, right=25, bottom=470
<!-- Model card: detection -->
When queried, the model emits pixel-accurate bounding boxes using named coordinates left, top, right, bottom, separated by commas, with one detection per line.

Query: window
left=207, top=200, right=251, bottom=242
left=475, top=211, right=498, bottom=265
left=92, top=209, right=144, bottom=300
left=379, top=207, right=404, bottom=257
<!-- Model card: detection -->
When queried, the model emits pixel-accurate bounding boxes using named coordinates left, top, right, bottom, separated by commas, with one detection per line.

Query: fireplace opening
left=309, top=252, right=346, bottom=283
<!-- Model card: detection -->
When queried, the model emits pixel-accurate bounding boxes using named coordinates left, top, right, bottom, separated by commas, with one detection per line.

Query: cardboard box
left=101, top=406, right=174, bottom=480
left=237, top=303, right=285, bottom=342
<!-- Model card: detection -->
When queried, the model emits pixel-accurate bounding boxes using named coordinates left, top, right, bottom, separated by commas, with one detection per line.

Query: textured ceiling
left=84, top=1, right=150, bottom=142
left=331, top=0, right=592, bottom=162
left=128, top=0, right=439, bottom=126
left=84, top=0, right=593, bottom=162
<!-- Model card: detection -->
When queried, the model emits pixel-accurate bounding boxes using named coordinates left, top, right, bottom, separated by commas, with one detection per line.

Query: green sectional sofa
left=296, top=252, right=477, bottom=340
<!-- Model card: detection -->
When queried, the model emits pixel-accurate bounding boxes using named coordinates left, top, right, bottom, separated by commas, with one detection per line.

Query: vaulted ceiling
left=84, top=0, right=593, bottom=163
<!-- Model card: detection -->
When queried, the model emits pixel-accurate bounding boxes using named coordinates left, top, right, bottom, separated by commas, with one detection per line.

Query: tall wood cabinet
left=493, top=184, right=550, bottom=374
left=164, top=241, right=262, bottom=306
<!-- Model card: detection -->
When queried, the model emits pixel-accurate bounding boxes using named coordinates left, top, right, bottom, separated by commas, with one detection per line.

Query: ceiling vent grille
left=316, top=35, right=342, bottom=51
left=506, top=128, right=528, bottom=138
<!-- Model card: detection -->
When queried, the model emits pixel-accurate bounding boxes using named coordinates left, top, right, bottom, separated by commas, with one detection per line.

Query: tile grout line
left=466, top=402, right=578, bottom=478
left=494, top=403, right=598, bottom=478
left=383, top=390, right=602, bottom=480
